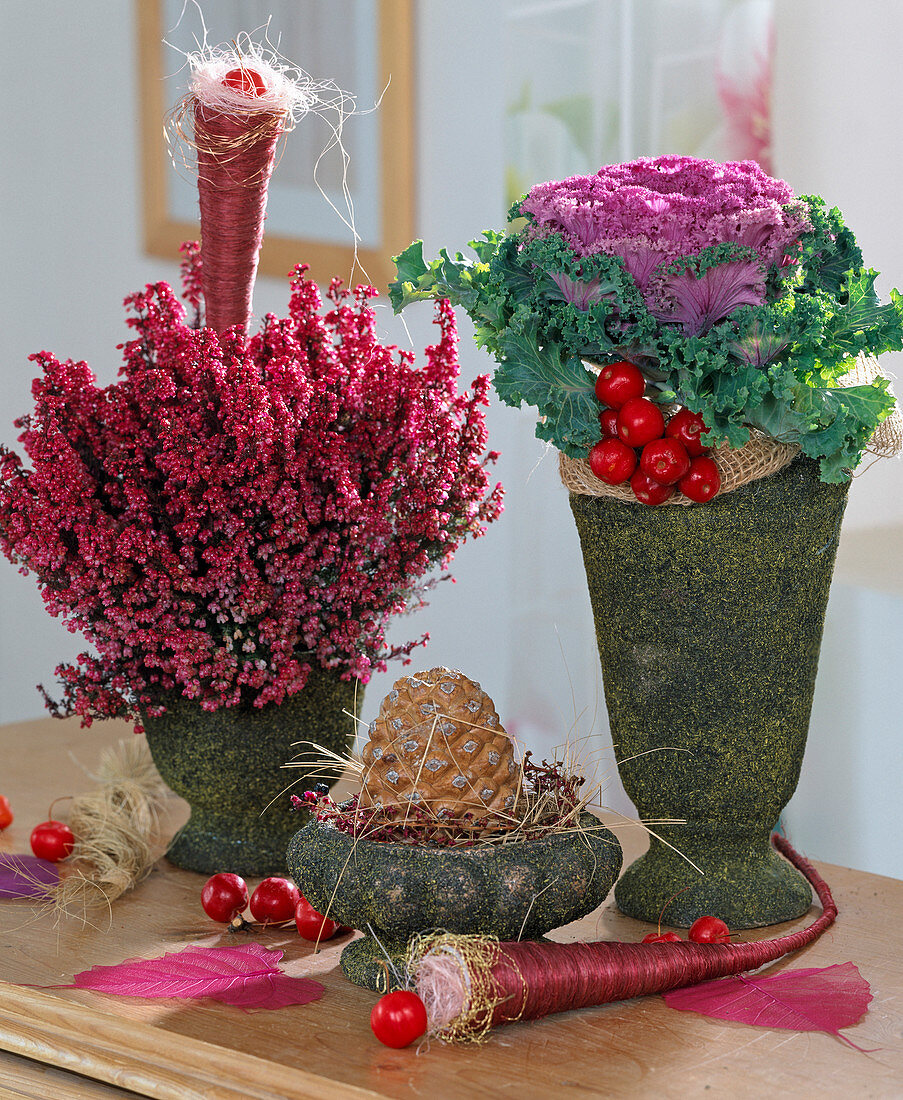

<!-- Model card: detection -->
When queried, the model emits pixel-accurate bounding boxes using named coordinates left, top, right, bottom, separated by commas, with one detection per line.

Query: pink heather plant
left=0, top=254, right=502, bottom=727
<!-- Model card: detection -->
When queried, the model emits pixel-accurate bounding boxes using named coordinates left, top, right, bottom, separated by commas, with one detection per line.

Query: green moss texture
left=570, top=457, right=849, bottom=927
left=143, top=669, right=362, bottom=876
left=287, top=812, right=622, bottom=990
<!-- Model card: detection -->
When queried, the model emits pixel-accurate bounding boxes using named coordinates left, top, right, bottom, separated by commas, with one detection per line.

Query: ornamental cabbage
left=390, top=155, right=900, bottom=482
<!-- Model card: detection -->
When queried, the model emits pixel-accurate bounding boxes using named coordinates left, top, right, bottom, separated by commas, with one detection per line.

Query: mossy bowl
left=287, top=811, right=622, bottom=991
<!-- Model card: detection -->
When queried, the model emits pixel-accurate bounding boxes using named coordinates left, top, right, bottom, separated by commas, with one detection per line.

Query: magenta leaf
left=0, top=853, right=59, bottom=899
left=663, top=963, right=873, bottom=1050
left=68, top=943, right=324, bottom=1011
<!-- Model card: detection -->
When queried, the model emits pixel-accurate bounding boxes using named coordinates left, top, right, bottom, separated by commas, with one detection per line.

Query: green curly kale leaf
left=494, top=319, right=600, bottom=455
left=389, top=194, right=901, bottom=482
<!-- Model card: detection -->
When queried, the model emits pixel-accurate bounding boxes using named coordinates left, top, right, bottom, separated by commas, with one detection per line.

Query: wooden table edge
left=0, top=981, right=381, bottom=1100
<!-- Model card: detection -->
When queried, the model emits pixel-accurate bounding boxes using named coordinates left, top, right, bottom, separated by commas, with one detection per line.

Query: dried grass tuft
left=51, top=737, right=169, bottom=917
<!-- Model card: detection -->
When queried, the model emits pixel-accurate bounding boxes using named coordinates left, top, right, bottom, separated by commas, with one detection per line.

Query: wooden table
left=1, top=718, right=901, bottom=1099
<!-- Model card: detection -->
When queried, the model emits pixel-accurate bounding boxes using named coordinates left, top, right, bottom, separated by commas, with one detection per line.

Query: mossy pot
left=570, top=456, right=848, bottom=928
left=142, top=669, right=362, bottom=877
left=287, top=812, right=622, bottom=991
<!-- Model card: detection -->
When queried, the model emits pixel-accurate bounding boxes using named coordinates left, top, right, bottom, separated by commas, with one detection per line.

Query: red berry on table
left=598, top=407, right=619, bottom=439
left=642, top=931, right=683, bottom=943
left=666, top=407, right=710, bottom=457
left=0, top=795, right=12, bottom=830
left=370, top=990, right=429, bottom=1048
left=201, top=872, right=250, bottom=923
left=630, top=469, right=674, bottom=506
left=688, top=915, right=731, bottom=943
left=594, top=361, right=646, bottom=408
left=677, top=455, right=721, bottom=503
left=588, top=438, right=637, bottom=485
left=640, top=437, right=691, bottom=485
left=249, top=877, right=301, bottom=924
left=295, top=896, right=339, bottom=941
left=222, top=66, right=268, bottom=96
left=29, top=820, right=75, bottom=862
left=617, top=397, right=666, bottom=448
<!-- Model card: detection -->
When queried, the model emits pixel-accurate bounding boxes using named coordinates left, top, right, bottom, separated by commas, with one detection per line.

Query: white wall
left=773, top=1, right=903, bottom=879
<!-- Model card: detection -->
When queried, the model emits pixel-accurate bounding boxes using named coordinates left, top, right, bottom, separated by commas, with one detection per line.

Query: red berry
left=588, top=438, right=637, bottom=485
left=594, top=361, right=646, bottom=408
left=598, top=407, right=619, bottom=439
left=0, top=795, right=12, bottom=830
left=617, top=397, right=666, bottom=448
left=677, top=455, right=721, bottom=503
left=249, top=877, right=301, bottom=924
left=30, top=820, right=75, bottom=862
left=688, top=915, right=731, bottom=943
left=666, top=407, right=710, bottom=457
left=295, top=896, right=339, bottom=941
left=370, top=990, right=429, bottom=1048
left=642, top=931, right=683, bottom=943
left=201, top=872, right=249, bottom=923
left=630, top=469, right=674, bottom=506
left=222, top=67, right=268, bottom=96
left=640, top=437, right=691, bottom=485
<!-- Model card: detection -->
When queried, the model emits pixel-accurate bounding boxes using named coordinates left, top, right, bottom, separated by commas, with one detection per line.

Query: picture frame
left=136, top=0, right=415, bottom=290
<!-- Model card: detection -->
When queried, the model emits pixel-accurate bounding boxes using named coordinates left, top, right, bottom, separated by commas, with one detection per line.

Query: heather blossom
left=0, top=257, right=502, bottom=727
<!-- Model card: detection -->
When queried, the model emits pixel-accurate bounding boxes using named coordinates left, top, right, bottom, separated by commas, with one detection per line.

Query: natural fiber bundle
left=168, top=43, right=316, bottom=334
left=411, top=835, right=836, bottom=1043
left=846, top=355, right=903, bottom=458
left=52, top=738, right=169, bottom=915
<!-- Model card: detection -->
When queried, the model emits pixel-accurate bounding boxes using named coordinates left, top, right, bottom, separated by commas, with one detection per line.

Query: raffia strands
left=413, top=835, right=836, bottom=1042
left=51, top=737, right=169, bottom=916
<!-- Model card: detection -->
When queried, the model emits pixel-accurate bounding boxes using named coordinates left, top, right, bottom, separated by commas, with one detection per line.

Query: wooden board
left=1, top=717, right=901, bottom=1098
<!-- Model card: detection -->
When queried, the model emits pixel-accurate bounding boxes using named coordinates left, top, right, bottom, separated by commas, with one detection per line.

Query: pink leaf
left=663, top=963, right=874, bottom=1050
left=0, top=853, right=59, bottom=899
left=68, top=943, right=324, bottom=1011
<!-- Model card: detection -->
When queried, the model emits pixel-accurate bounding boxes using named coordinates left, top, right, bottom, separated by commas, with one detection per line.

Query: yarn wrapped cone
left=194, top=82, right=283, bottom=333
left=570, top=456, right=849, bottom=928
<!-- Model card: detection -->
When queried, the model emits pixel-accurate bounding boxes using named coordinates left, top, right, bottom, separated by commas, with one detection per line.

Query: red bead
left=222, top=67, right=268, bottom=97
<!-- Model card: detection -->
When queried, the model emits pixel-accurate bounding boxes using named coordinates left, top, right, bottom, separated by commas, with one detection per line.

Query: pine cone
left=359, top=668, right=519, bottom=824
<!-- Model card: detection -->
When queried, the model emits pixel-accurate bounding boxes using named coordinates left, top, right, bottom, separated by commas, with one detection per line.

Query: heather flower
left=0, top=261, right=502, bottom=726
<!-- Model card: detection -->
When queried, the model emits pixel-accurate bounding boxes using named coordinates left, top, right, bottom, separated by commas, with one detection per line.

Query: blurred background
left=2, top=1, right=900, bottom=876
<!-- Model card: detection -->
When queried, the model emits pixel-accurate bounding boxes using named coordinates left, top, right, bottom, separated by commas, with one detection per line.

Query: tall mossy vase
left=570, top=456, right=849, bottom=928
left=142, top=668, right=362, bottom=876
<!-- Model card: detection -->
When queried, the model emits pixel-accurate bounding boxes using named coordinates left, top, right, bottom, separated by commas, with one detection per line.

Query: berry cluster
left=200, top=871, right=345, bottom=942
left=588, top=362, right=721, bottom=506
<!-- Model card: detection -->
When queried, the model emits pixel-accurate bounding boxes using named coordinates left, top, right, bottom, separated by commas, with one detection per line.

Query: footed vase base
left=340, top=934, right=410, bottom=992
left=615, top=832, right=813, bottom=929
left=166, top=812, right=301, bottom=878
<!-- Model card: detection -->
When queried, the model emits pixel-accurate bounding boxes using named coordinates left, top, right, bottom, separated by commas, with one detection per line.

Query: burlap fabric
left=560, top=355, right=902, bottom=502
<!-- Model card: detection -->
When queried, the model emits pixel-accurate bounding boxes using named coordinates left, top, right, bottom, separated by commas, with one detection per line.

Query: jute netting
left=560, top=355, right=903, bottom=503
